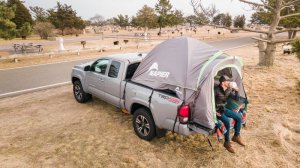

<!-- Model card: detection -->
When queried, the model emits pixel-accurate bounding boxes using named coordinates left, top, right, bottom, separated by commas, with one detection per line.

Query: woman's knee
left=235, top=113, right=242, bottom=122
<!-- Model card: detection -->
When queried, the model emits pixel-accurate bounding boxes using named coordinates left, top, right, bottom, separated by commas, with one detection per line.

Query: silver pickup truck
left=71, top=53, right=199, bottom=141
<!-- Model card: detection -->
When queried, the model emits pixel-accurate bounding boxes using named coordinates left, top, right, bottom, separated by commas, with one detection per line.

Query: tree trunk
left=292, top=31, right=297, bottom=39
left=258, top=40, right=266, bottom=65
left=258, top=0, right=282, bottom=67
left=264, top=43, right=276, bottom=67
left=288, top=30, right=293, bottom=39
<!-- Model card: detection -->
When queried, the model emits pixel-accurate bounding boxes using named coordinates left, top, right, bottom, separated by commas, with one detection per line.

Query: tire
left=73, top=80, right=91, bottom=103
left=133, top=108, right=156, bottom=141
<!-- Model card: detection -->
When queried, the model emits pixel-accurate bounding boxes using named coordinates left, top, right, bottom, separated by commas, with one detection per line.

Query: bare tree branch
left=252, top=37, right=295, bottom=44
left=239, top=0, right=276, bottom=12
left=191, top=0, right=218, bottom=23
left=275, top=28, right=300, bottom=34
left=280, top=12, right=300, bottom=19
left=283, top=0, right=300, bottom=7
left=272, top=38, right=295, bottom=43
left=191, top=0, right=206, bottom=17
left=213, top=25, right=269, bottom=34
left=281, top=0, right=300, bottom=11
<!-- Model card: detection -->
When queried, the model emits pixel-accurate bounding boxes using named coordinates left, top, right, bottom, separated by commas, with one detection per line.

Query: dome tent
left=132, top=37, right=246, bottom=130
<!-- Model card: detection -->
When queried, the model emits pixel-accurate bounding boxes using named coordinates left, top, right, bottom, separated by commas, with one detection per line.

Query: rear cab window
left=126, top=62, right=140, bottom=80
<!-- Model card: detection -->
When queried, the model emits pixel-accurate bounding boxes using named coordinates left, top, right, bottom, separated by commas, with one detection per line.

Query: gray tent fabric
left=132, top=37, right=219, bottom=91
left=132, top=37, right=246, bottom=130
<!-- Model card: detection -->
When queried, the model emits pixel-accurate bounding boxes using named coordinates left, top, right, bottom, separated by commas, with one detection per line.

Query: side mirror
left=84, top=65, right=91, bottom=71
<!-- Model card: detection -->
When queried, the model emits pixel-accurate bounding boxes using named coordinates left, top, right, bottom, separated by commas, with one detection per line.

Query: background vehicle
left=283, top=42, right=293, bottom=54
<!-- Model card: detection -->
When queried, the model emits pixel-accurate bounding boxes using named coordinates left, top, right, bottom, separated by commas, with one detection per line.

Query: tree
left=18, top=22, right=32, bottom=39
left=0, top=1, right=17, bottom=39
left=233, top=15, right=246, bottom=28
left=250, top=12, right=267, bottom=24
left=133, top=5, right=158, bottom=30
left=29, top=6, right=48, bottom=22
left=221, top=13, right=232, bottom=27
left=191, top=0, right=300, bottom=67
left=113, top=14, right=130, bottom=29
left=185, top=14, right=208, bottom=27
left=7, top=0, right=33, bottom=29
left=33, top=22, right=55, bottom=39
left=90, top=14, right=106, bottom=27
left=240, top=0, right=300, bottom=66
left=213, top=13, right=225, bottom=25
left=252, top=3, right=300, bottom=39
left=155, top=0, right=173, bottom=32
left=48, top=2, right=86, bottom=35
left=279, top=4, right=300, bottom=39
left=170, top=9, right=185, bottom=27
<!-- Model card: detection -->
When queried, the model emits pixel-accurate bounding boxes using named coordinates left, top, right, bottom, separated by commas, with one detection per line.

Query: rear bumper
left=164, top=119, right=195, bottom=136
left=164, top=119, right=212, bottom=136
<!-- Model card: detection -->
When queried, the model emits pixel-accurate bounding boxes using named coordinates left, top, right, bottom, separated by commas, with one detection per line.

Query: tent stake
left=207, top=137, right=214, bottom=151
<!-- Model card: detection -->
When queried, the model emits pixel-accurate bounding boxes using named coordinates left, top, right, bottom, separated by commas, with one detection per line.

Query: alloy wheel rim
left=136, top=115, right=150, bottom=136
left=74, top=84, right=82, bottom=100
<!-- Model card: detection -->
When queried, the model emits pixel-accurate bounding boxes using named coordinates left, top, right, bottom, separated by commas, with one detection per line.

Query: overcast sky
left=23, top=0, right=255, bottom=21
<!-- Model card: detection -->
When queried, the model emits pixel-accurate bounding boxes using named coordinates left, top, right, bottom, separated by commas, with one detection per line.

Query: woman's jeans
left=218, top=108, right=242, bottom=142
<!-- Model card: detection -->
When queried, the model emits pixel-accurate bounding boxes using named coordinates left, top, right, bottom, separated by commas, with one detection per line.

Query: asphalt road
left=0, top=36, right=255, bottom=97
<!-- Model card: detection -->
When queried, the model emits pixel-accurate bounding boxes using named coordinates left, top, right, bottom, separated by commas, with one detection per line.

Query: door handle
left=99, top=78, right=104, bottom=82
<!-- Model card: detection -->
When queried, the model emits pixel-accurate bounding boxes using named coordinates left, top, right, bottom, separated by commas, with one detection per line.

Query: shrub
left=17, top=22, right=32, bottom=39
left=63, top=28, right=82, bottom=36
left=34, top=22, right=55, bottom=39
left=292, top=38, right=300, bottom=61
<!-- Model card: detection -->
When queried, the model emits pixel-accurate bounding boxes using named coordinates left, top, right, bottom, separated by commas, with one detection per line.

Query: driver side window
left=91, top=59, right=109, bottom=75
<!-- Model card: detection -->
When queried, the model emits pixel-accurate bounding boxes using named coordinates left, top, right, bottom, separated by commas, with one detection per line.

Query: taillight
left=179, top=105, right=190, bottom=124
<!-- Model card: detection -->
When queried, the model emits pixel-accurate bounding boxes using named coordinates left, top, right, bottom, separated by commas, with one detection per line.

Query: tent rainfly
left=132, top=37, right=246, bottom=130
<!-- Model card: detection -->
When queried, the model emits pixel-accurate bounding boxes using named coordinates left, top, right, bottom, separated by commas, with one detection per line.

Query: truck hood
left=74, top=61, right=93, bottom=69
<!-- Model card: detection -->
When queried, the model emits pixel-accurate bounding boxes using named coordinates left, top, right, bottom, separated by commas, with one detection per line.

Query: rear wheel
left=73, top=80, right=91, bottom=103
left=133, top=108, right=156, bottom=141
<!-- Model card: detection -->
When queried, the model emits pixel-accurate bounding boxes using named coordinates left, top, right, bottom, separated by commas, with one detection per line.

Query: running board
left=188, top=123, right=214, bottom=136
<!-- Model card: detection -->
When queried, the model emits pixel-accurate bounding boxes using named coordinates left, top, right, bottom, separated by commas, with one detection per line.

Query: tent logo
left=148, top=62, right=170, bottom=78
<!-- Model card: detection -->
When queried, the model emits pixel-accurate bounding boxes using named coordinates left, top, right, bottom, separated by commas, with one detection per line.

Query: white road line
left=222, top=43, right=255, bottom=51
left=0, top=58, right=96, bottom=71
left=0, top=82, right=71, bottom=99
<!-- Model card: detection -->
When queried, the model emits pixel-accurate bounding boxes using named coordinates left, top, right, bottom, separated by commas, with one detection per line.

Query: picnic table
left=13, top=43, right=43, bottom=54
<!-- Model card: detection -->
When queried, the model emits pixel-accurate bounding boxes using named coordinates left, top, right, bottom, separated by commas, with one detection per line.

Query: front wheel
left=133, top=108, right=156, bottom=141
left=73, top=80, right=91, bottom=103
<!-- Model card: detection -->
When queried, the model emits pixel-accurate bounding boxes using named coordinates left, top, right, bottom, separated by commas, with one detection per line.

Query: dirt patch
left=0, top=45, right=299, bottom=167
